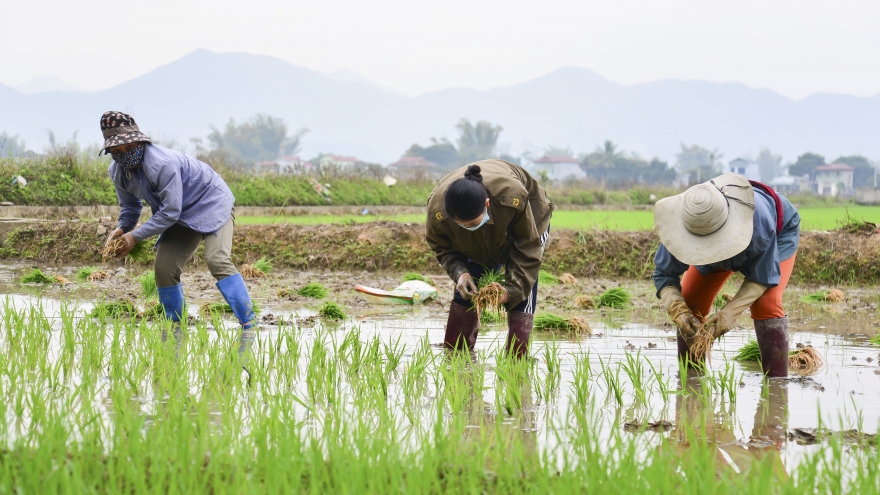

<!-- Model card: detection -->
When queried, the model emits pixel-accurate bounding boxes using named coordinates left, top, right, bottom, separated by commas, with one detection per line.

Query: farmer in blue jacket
left=99, top=111, right=256, bottom=355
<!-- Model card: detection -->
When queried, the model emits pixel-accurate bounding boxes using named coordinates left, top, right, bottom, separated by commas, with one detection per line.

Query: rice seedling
left=571, top=352, right=592, bottom=406
left=199, top=301, right=262, bottom=317
left=319, top=301, right=347, bottom=320
left=402, top=272, right=433, bottom=284
left=296, top=282, right=328, bottom=299
left=871, top=333, right=880, bottom=346
left=533, top=312, right=592, bottom=335
left=734, top=339, right=762, bottom=362
left=239, top=264, right=267, bottom=279
left=20, top=268, right=55, bottom=284
left=598, top=355, right=625, bottom=406
left=575, top=294, right=595, bottom=309
left=558, top=272, right=579, bottom=284
left=688, top=321, right=716, bottom=362
left=789, top=345, right=824, bottom=373
left=252, top=257, right=272, bottom=274
left=138, top=271, right=157, bottom=300
left=76, top=266, right=111, bottom=282
left=89, top=298, right=138, bottom=319
left=646, top=358, right=671, bottom=402
left=802, top=289, right=845, bottom=303
left=101, top=238, right=150, bottom=262
left=621, top=351, right=648, bottom=403
left=538, top=270, right=559, bottom=285
left=480, top=309, right=505, bottom=324
left=596, top=287, right=631, bottom=309
left=713, top=292, right=732, bottom=310
left=472, top=268, right=506, bottom=315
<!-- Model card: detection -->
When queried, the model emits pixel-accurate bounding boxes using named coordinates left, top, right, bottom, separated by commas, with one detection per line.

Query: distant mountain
left=15, top=75, right=87, bottom=94
left=1, top=49, right=878, bottom=164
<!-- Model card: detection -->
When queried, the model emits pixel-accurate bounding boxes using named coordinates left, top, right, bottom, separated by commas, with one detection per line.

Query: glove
left=456, top=272, right=477, bottom=300
left=707, top=280, right=768, bottom=339
left=659, top=286, right=701, bottom=343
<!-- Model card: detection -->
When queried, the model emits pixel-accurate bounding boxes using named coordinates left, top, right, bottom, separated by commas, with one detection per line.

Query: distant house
left=276, top=155, right=315, bottom=174
left=768, top=170, right=811, bottom=195
left=728, top=158, right=761, bottom=181
left=815, top=163, right=854, bottom=197
left=319, top=155, right=359, bottom=171
left=388, top=156, right=439, bottom=180
left=253, top=161, right=279, bottom=174
left=531, top=156, right=585, bottom=181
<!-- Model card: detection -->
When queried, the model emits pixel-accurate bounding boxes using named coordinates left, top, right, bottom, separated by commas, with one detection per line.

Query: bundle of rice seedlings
left=472, top=268, right=506, bottom=315
left=296, top=282, right=328, bottom=299
left=480, top=309, right=506, bottom=324
left=713, top=292, right=733, bottom=310
left=89, top=298, right=138, bottom=319
left=802, top=289, right=845, bottom=303
left=199, top=301, right=262, bottom=318
left=139, top=271, right=157, bottom=300
left=534, top=312, right=592, bottom=335
left=788, top=344, right=823, bottom=373
left=240, top=264, right=267, bottom=279
left=538, top=270, right=559, bottom=285
left=277, top=288, right=293, bottom=298
left=688, top=321, right=716, bottom=362
left=252, top=257, right=273, bottom=274
left=596, top=287, right=631, bottom=309
left=139, top=300, right=165, bottom=320
left=558, top=273, right=579, bottom=285
left=54, top=274, right=71, bottom=284
left=77, top=266, right=111, bottom=282
left=101, top=238, right=150, bottom=262
left=402, top=272, right=433, bottom=285
left=21, top=269, right=55, bottom=284
left=734, top=339, right=761, bottom=362
left=319, top=301, right=347, bottom=320
left=575, top=295, right=595, bottom=309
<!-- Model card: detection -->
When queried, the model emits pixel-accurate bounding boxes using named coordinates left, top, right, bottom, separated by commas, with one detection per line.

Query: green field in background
left=236, top=206, right=880, bottom=231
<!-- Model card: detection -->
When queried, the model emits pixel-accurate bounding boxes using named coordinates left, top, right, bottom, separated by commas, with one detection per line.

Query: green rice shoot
left=596, top=287, right=631, bottom=309
left=872, top=334, right=880, bottom=346
left=402, top=272, right=433, bottom=285
left=89, top=299, right=137, bottom=319
left=139, top=271, right=157, bottom=300
left=534, top=312, right=591, bottom=334
left=297, top=282, right=328, bottom=299
left=201, top=301, right=262, bottom=316
left=76, top=266, right=100, bottom=281
left=20, top=269, right=55, bottom=284
left=480, top=309, right=505, bottom=324
left=476, top=268, right=505, bottom=289
left=127, top=241, right=151, bottom=262
left=802, top=290, right=830, bottom=302
left=252, top=257, right=273, bottom=274
left=538, top=270, right=559, bottom=285
left=734, top=339, right=762, bottom=362
left=319, top=301, right=347, bottom=320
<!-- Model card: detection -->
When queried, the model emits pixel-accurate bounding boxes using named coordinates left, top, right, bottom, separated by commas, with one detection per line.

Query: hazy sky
left=2, top=0, right=879, bottom=99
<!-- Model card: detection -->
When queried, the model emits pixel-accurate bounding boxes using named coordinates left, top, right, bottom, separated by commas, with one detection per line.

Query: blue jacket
left=653, top=187, right=800, bottom=296
left=110, top=144, right=235, bottom=241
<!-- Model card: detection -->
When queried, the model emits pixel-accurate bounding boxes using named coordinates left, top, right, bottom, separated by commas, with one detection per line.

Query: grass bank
left=2, top=222, right=878, bottom=285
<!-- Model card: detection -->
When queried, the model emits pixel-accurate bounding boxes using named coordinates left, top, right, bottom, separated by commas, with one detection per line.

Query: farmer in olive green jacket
left=426, top=159, right=555, bottom=357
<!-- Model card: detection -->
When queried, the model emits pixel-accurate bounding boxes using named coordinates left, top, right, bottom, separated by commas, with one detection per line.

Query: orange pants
left=680, top=254, right=796, bottom=321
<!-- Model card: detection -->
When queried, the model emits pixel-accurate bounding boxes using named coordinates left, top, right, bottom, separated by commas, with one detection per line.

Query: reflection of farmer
left=653, top=173, right=800, bottom=377
left=426, top=160, right=555, bottom=357
left=99, top=111, right=256, bottom=353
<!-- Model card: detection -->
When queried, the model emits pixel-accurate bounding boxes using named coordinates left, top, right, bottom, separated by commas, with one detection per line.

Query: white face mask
left=459, top=210, right=489, bottom=231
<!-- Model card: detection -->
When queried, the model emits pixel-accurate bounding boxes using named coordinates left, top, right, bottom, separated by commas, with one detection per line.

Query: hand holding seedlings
left=707, top=280, right=768, bottom=339
left=659, top=287, right=700, bottom=343
left=103, top=229, right=136, bottom=259
left=456, top=273, right=477, bottom=299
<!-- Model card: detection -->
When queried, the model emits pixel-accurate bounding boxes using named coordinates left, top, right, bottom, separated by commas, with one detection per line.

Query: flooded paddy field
left=1, top=261, right=879, bottom=492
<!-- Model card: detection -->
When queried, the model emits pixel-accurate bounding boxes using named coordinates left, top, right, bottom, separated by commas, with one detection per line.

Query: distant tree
left=543, top=145, right=573, bottom=157
left=580, top=141, right=677, bottom=185
left=207, top=114, right=307, bottom=164
left=642, top=158, right=679, bottom=184
left=833, top=155, right=877, bottom=188
left=406, top=138, right=459, bottom=169
left=675, top=143, right=723, bottom=184
left=755, top=147, right=783, bottom=182
left=788, top=152, right=825, bottom=178
left=456, top=119, right=503, bottom=164
left=0, top=132, right=34, bottom=158
left=583, top=140, right=623, bottom=171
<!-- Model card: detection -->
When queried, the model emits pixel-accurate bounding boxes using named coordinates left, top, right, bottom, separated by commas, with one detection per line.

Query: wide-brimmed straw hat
left=99, top=111, right=152, bottom=155
left=654, top=173, right=756, bottom=266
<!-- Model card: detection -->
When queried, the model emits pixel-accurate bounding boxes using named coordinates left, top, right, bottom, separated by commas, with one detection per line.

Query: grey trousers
left=154, top=218, right=238, bottom=288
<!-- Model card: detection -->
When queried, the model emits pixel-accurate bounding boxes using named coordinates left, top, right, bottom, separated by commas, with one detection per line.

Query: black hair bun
left=464, top=165, right=483, bottom=183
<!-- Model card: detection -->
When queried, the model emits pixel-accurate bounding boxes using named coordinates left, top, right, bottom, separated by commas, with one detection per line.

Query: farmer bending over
left=99, top=111, right=256, bottom=355
left=653, top=173, right=800, bottom=377
left=426, top=160, right=555, bottom=357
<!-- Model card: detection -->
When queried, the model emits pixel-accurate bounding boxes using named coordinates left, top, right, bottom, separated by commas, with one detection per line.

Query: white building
left=319, top=154, right=359, bottom=171
left=531, top=156, right=585, bottom=181
left=815, top=163, right=854, bottom=197
left=728, top=158, right=761, bottom=181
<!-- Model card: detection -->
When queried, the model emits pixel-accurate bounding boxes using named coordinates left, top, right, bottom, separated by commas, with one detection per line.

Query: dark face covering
left=111, top=142, right=146, bottom=172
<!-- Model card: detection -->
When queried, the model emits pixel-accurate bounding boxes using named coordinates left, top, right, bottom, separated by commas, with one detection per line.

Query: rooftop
left=533, top=155, right=580, bottom=164
left=815, top=163, right=854, bottom=172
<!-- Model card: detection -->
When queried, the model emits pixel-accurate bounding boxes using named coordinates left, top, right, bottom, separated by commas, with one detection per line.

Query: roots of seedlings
left=567, top=316, right=592, bottom=335
left=534, top=313, right=592, bottom=335
left=240, top=264, right=266, bottom=279
left=824, top=289, right=845, bottom=302
left=789, top=344, right=823, bottom=373
left=575, top=295, right=595, bottom=309
left=559, top=273, right=579, bottom=284
left=688, top=322, right=716, bottom=362
left=473, top=282, right=505, bottom=315
left=87, top=270, right=111, bottom=282
left=54, top=274, right=71, bottom=284
left=277, top=288, right=294, bottom=298
left=101, top=237, right=125, bottom=261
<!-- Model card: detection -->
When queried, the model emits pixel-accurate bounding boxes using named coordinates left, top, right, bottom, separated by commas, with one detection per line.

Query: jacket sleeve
left=505, top=203, right=543, bottom=309
left=425, top=219, right=469, bottom=285
left=130, top=160, right=183, bottom=241
left=652, top=244, right=689, bottom=297
left=111, top=166, right=143, bottom=233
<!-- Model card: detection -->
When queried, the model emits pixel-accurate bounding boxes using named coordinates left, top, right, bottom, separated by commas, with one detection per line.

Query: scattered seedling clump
left=575, top=295, right=595, bottom=309
left=200, top=301, right=262, bottom=318
left=319, top=301, right=347, bottom=320
left=295, top=282, right=328, bottom=299
left=472, top=269, right=506, bottom=315
left=534, top=312, right=592, bottom=335
left=402, top=272, right=433, bottom=285
left=20, top=269, right=55, bottom=284
left=789, top=344, right=823, bottom=373
left=139, top=271, right=157, bottom=300
left=480, top=310, right=505, bottom=324
left=538, top=270, right=559, bottom=285
left=558, top=273, right=579, bottom=284
left=802, top=289, right=845, bottom=303
left=90, top=298, right=138, bottom=319
left=734, top=339, right=762, bottom=362
left=77, top=266, right=111, bottom=282
left=54, top=274, right=71, bottom=284
left=102, top=238, right=150, bottom=262
left=596, top=287, right=631, bottom=309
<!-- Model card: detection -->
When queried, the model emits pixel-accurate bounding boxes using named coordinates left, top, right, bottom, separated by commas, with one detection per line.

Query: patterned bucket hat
left=99, top=111, right=152, bottom=155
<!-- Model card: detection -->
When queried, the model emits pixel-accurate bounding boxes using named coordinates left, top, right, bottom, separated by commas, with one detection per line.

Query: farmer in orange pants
left=652, top=173, right=800, bottom=377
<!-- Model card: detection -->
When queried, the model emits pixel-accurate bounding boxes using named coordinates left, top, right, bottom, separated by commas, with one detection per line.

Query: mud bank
left=1, top=222, right=879, bottom=285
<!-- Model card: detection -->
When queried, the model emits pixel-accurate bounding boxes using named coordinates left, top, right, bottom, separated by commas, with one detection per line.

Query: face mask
left=111, top=142, right=146, bottom=171
left=459, top=210, right=489, bottom=231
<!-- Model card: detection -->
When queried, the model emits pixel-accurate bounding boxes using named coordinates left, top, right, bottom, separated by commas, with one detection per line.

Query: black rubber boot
left=506, top=311, right=533, bottom=358
left=754, top=317, right=789, bottom=378
left=443, top=301, right=480, bottom=350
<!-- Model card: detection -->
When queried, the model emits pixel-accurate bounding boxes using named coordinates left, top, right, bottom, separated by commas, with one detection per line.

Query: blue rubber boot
left=216, top=273, right=257, bottom=364
left=157, top=283, right=185, bottom=345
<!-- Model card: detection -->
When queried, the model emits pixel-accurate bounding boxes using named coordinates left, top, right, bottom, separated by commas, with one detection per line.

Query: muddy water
left=2, top=261, right=879, bottom=475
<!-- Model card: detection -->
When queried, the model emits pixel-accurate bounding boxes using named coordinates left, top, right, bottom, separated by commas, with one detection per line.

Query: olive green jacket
left=425, top=159, right=555, bottom=309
